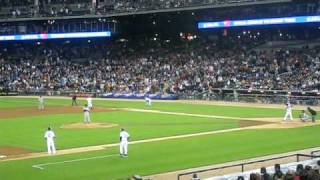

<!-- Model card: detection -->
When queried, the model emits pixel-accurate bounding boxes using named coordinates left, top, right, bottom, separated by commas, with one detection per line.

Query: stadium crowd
left=241, top=162, right=320, bottom=180
left=249, top=164, right=320, bottom=180
left=1, top=0, right=317, bottom=18
left=0, top=37, right=319, bottom=94
left=192, top=161, right=320, bottom=180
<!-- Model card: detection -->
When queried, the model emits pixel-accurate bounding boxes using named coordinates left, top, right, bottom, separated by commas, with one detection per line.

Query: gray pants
left=39, top=102, right=44, bottom=110
left=84, top=112, right=90, bottom=123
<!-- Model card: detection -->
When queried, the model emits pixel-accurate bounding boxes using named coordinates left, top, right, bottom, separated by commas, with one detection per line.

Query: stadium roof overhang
left=0, top=0, right=291, bottom=23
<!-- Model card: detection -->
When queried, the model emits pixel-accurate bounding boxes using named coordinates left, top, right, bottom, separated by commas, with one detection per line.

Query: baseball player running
left=120, top=128, right=130, bottom=157
left=44, top=127, right=56, bottom=154
left=83, top=104, right=91, bottom=123
left=283, top=103, right=293, bottom=121
left=38, top=95, right=44, bottom=110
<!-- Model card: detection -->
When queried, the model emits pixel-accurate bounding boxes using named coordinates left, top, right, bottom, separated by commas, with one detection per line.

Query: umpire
left=72, top=95, right=77, bottom=106
left=307, top=107, right=317, bottom=122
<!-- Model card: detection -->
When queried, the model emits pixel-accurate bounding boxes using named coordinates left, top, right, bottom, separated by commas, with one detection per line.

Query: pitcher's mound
left=61, top=122, right=118, bottom=129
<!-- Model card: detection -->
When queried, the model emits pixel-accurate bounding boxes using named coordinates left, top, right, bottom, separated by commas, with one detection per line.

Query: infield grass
left=0, top=111, right=239, bottom=151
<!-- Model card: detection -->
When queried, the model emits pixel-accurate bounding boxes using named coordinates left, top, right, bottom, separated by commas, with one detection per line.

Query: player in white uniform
left=38, top=95, right=44, bottom=110
left=86, top=96, right=93, bottom=109
left=145, top=96, right=152, bottom=106
left=44, top=127, right=56, bottom=154
left=120, top=128, right=130, bottom=157
left=83, top=104, right=91, bottom=123
left=283, top=103, right=293, bottom=121
left=299, top=110, right=309, bottom=122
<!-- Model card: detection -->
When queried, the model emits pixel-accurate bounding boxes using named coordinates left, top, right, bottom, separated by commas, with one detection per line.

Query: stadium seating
left=0, top=37, right=319, bottom=94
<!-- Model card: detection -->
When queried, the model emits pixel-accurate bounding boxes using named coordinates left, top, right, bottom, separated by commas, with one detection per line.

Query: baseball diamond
left=0, top=96, right=319, bottom=180
left=1, top=1, right=320, bottom=180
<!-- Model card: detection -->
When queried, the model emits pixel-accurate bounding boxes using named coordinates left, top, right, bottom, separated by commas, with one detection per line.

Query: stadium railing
left=177, top=153, right=320, bottom=180
left=311, top=150, right=320, bottom=157
left=189, top=89, right=320, bottom=105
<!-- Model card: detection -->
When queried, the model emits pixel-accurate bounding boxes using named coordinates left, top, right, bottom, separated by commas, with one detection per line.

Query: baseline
left=32, top=154, right=118, bottom=170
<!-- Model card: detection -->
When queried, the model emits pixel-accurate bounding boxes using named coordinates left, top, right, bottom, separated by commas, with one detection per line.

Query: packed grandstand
left=0, top=36, right=320, bottom=94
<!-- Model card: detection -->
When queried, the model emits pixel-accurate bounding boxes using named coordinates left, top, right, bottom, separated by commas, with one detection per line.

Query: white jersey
left=83, top=107, right=90, bottom=114
left=302, top=113, right=309, bottom=119
left=120, top=131, right=130, bottom=142
left=286, top=104, right=292, bottom=112
left=39, top=96, right=44, bottom=103
left=44, top=130, right=55, bottom=142
left=87, top=97, right=92, bottom=105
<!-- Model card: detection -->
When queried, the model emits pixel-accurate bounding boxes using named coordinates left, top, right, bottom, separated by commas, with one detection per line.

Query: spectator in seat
left=191, top=173, right=200, bottom=180
left=250, top=173, right=261, bottom=180
left=273, top=164, right=284, bottom=180
left=261, top=167, right=271, bottom=180
left=312, top=160, right=320, bottom=172
left=300, top=169, right=308, bottom=180
left=284, top=170, right=295, bottom=180
left=295, top=164, right=304, bottom=180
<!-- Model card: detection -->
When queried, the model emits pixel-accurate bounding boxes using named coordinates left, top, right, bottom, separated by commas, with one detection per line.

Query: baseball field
left=0, top=96, right=319, bottom=180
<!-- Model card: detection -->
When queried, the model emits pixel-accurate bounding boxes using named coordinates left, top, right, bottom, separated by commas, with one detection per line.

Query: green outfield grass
left=0, top=96, right=316, bottom=180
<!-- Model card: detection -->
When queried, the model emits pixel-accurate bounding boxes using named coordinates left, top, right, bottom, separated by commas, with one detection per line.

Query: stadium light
left=198, top=15, right=320, bottom=29
left=0, top=31, right=111, bottom=41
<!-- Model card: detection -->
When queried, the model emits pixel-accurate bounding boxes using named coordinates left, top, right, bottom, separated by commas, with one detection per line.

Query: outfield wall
left=187, top=89, right=320, bottom=106
left=1, top=89, right=319, bottom=105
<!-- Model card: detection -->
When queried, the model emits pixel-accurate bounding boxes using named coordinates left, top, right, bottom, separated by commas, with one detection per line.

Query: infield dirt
left=0, top=106, right=116, bottom=119
left=0, top=147, right=33, bottom=156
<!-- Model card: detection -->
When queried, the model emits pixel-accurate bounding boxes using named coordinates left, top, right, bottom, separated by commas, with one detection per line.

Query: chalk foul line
left=121, top=108, right=281, bottom=122
left=32, top=154, right=118, bottom=170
